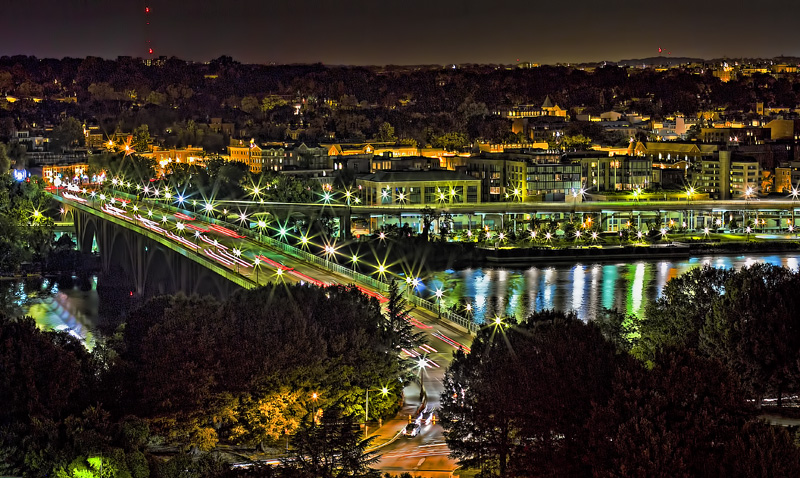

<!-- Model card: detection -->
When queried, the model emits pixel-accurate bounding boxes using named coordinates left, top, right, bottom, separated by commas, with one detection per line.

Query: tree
left=438, top=211, right=453, bottom=242
left=383, top=280, right=423, bottom=351
left=287, top=408, right=380, bottom=478
left=241, top=95, right=260, bottom=114
left=52, top=117, right=85, bottom=152
left=0, top=142, right=10, bottom=172
left=131, top=124, right=150, bottom=152
left=558, top=134, right=592, bottom=151
left=261, top=95, right=288, bottom=113
left=586, top=349, right=754, bottom=478
left=636, top=266, right=731, bottom=363
left=87, top=82, right=118, bottom=102
left=375, top=122, right=397, bottom=142
left=440, top=311, right=623, bottom=476
left=703, top=263, right=800, bottom=406
left=637, top=264, right=800, bottom=406
left=430, top=132, right=469, bottom=151
left=419, top=206, right=437, bottom=242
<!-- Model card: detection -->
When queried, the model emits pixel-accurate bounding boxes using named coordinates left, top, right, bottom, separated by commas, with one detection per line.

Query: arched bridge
left=56, top=196, right=254, bottom=300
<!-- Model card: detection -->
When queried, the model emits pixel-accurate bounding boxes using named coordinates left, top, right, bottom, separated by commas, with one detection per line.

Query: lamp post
left=365, top=387, right=389, bottom=438
left=254, top=257, right=261, bottom=284
left=233, top=248, right=241, bottom=274
left=257, top=220, right=267, bottom=242
left=791, top=187, right=799, bottom=238
left=435, top=288, right=444, bottom=320
left=310, top=392, right=319, bottom=426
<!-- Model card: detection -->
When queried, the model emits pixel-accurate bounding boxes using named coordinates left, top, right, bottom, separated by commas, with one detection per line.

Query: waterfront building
left=356, top=170, right=481, bottom=206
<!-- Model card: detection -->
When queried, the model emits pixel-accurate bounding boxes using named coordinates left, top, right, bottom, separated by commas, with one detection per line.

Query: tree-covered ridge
left=1, top=56, right=798, bottom=148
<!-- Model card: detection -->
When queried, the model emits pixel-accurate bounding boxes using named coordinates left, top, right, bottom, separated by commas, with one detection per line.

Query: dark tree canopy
left=440, top=311, right=625, bottom=477
left=637, top=264, right=800, bottom=405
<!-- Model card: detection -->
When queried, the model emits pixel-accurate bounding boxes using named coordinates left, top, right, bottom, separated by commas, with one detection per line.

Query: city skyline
left=3, top=0, right=799, bottom=65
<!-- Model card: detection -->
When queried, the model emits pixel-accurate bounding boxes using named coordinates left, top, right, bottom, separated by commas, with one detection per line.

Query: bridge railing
left=101, top=189, right=479, bottom=334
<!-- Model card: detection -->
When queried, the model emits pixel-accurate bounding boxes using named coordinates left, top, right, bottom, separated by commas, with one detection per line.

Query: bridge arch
left=78, top=214, right=98, bottom=254
left=143, top=245, right=177, bottom=297
left=191, top=268, right=228, bottom=299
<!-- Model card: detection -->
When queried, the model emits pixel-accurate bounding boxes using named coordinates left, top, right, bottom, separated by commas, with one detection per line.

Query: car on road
left=403, top=422, right=421, bottom=437
left=421, top=406, right=436, bottom=425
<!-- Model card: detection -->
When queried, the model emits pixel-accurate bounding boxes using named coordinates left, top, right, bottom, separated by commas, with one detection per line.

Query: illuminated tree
left=375, top=122, right=397, bottom=142
left=131, top=124, right=150, bottom=152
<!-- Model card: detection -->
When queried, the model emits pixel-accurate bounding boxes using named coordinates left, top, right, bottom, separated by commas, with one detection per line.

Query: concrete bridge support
left=70, top=207, right=242, bottom=301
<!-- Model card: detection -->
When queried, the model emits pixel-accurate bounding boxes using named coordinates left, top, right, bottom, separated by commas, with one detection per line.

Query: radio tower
left=144, top=4, right=153, bottom=57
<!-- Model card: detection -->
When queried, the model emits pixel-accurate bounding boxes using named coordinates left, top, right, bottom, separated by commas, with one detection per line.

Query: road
left=61, top=189, right=477, bottom=476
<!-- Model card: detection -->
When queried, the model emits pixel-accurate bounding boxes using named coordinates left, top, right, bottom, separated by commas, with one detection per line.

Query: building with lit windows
left=695, top=151, right=761, bottom=199
left=228, top=140, right=328, bottom=173
left=326, top=143, right=447, bottom=159
left=356, top=171, right=481, bottom=206
left=579, top=155, right=652, bottom=192
left=525, top=162, right=583, bottom=201
left=147, top=147, right=205, bottom=167
left=464, top=155, right=584, bottom=202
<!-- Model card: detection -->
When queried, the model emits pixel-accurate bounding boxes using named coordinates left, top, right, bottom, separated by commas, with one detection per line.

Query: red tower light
left=145, top=6, right=150, bottom=13
left=148, top=48, right=154, bottom=55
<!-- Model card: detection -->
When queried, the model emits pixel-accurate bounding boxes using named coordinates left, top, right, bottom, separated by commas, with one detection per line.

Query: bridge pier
left=65, top=203, right=245, bottom=302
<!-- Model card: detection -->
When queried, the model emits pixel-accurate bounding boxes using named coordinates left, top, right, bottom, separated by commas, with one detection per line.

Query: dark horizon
left=2, top=0, right=799, bottom=66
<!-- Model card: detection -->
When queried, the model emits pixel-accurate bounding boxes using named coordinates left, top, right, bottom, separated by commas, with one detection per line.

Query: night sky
left=3, top=0, right=799, bottom=65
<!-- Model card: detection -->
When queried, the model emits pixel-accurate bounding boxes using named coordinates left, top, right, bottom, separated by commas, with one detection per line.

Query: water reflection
left=418, top=253, right=800, bottom=325
left=2, top=276, right=99, bottom=348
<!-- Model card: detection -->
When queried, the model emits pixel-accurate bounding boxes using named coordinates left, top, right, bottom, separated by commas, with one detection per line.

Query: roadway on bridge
left=60, top=190, right=473, bottom=476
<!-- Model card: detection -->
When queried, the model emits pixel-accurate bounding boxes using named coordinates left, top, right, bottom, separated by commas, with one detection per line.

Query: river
left=2, top=275, right=99, bottom=349
left=415, top=253, right=800, bottom=324
left=6, top=253, right=800, bottom=337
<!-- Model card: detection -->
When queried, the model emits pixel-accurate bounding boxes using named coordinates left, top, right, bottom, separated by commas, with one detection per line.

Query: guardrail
left=93, top=188, right=480, bottom=334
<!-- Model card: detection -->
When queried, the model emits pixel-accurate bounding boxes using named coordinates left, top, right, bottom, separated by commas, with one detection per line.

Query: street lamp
left=365, top=387, right=389, bottom=437
left=233, top=248, right=241, bottom=274
left=254, top=257, right=261, bottom=284
left=790, top=186, right=799, bottom=236
left=257, top=219, right=267, bottom=241
left=435, top=288, right=444, bottom=319
left=310, top=392, right=319, bottom=425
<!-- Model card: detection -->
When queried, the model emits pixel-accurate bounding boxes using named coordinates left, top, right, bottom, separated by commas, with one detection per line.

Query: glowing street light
left=233, top=248, right=242, bottom=274
left=254, top=257, right=261, bottom=284
left=435, top=288, right=444, bottom=319
left=256, top=219, right=267, bottom=241
left=364, top=386, right=389, bottom=437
